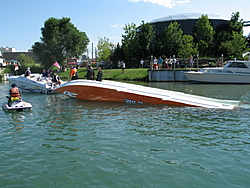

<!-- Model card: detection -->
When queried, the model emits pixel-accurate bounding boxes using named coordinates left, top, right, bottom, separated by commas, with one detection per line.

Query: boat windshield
left=226, top=62, right=249, bottom=69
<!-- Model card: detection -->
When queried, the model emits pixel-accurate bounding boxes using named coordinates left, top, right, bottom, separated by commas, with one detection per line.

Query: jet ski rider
left=8, top=83, right=22, bottom=105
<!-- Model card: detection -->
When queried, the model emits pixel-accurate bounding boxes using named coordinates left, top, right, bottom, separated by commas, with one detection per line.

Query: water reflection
left=11, top=113, right=25, bottom=122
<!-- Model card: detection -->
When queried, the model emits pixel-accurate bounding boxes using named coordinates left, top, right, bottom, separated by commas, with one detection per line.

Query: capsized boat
left=2, top=97, right=32, bottom=112
left=55, top=80, right=240, bottom=109
left=7, top=74, right=64, bottom=94
left=184, top=60, right=250, bottom=83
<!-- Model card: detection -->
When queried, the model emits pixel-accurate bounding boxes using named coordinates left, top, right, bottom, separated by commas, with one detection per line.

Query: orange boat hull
left=56, top=84, right=197, bottom=107
left=55, top=80, right=238, bottom=109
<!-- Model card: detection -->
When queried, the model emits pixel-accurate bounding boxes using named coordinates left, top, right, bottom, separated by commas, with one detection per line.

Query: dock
left=148, top=69, right=190, bottom=82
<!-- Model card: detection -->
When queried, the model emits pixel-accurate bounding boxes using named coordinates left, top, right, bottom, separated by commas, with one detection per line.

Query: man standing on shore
left=121, top=61, right=125, bottom=72
left=96, top=67, right=103, bottom=81
left=153, top=57, right=158, bottom=70
left=84, top=66, right=95, bottom=80
left=140, top=59, right=144, bottom=68
left=158, top=56, right=163, bottom=69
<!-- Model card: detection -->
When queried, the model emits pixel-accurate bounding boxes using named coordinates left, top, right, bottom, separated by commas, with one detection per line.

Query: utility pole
left=92, top=43, right=93, bottom=64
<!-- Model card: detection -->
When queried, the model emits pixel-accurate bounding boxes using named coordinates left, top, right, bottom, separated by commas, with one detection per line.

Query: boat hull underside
left=55, top=81, right=238, bottom=109
left=57, top=85, right=198, bottom=106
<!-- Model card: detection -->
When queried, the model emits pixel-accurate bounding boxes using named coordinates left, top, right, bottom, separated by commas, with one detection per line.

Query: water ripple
left=1, top=82, right=250, bottom=187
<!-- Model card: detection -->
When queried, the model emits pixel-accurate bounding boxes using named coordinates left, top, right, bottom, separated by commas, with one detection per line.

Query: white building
left=0, top=47, right=16, bottom=53
left=0, top=57, right=6, bottom=67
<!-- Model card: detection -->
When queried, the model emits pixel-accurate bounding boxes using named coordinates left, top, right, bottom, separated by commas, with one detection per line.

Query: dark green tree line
left=194, top=15, right=215, bottom=57
left=106, top=12, right=249, bottom=68
left=97, top=37, right=114, bottom=62
left=136, top=21, right=155, bottom=59
left=32, top=17, right=89, bottom=68
left=17, top=53, right=35, bottom=66
left=121, top=21, right=155, bottom=67
left=163, top=22, right=183, bottom=57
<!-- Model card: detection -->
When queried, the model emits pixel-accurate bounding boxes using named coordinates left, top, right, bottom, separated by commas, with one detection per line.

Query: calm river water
left=1, top=81, right=250, bottom=188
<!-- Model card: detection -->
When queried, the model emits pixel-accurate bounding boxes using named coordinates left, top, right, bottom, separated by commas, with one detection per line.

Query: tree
left=153, top=38, right=164, bottom=58
left=17, top=53, right=35, bottom=66
left=218, top=12, right=247, bottom=58
left=178, top=35, right=198, bottom=58
left=110, top=43, right=125, bottom=67
left=194, top=15, right=215, bottom=57
left=247, top=33, right=250, bottom=49
left=214, top=12, right=246, bottom=57
left=219, top=31, right=247, bottom=59
left=163, top=22, right=183, bottom=57
left=121, top=23, right=138, bottom=61
left=97, top=37, right=114, bottom=62
left=32, top=17, right=89, bottom=68
left=137, top=21, right=155, bottom=59
left=213, top=30, right=231, bottom=56
left=228, top=12, right=244, bottom=34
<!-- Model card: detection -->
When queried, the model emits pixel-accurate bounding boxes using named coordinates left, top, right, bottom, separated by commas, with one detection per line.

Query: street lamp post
left=197, top=54, right=199, bottom=69
left=150, top=55, right=153, bottom=70
left=173, top=55, right=175, bottom=71
left=221, top=54, right=223, bottom=67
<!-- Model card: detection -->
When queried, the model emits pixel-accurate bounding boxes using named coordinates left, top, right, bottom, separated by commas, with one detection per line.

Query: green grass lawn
left=58, top=68, right=149, bottom=81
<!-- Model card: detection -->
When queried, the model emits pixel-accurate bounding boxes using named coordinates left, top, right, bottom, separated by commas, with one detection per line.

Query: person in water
left=8, top=83, right=22, bottom=106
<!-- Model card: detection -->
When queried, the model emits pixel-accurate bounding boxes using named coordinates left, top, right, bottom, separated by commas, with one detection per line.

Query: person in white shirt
left=140, top=59, right=144, bottom=68
left=153, top=57, right=158, bottom=70
left=121, top=61, right=125, bottom=71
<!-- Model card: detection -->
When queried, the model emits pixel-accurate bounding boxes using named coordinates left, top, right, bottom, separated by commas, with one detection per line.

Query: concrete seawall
left=148, top=70, right=190, bottom=82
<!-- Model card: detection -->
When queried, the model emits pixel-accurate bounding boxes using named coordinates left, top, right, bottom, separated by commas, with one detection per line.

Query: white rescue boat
left=7, top=74, right=64, bottom=94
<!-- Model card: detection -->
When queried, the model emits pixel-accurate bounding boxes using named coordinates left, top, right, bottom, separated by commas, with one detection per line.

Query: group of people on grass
left=152, top=56, right=179, bottom=70
left=139, top=56, right=195, bottom=70
left=70, top=65, right=103, bottom=81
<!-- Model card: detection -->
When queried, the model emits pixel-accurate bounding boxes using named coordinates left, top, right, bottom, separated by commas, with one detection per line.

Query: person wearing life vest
left=70, top=65, right=78, bottom=80
left=9, top=83, right=22, bottom=105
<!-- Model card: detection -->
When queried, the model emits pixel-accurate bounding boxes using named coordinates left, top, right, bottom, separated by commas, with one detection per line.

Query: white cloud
left=110, top=24, right=125, bottom=28
left=128, top=0, right=189, bottom=8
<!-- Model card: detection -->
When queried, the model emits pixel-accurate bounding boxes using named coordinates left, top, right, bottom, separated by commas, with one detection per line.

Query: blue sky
left=1, top=0, right=250, bottom=53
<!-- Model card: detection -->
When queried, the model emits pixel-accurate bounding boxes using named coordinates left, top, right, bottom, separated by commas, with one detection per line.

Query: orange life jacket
left=10, top=88, right=21, bottom=98
left=70, top=68, right=77, bottom=76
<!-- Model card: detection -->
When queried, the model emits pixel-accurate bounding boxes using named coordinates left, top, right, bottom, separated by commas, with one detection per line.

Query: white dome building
left=149, top=13, right=229, bottom=37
